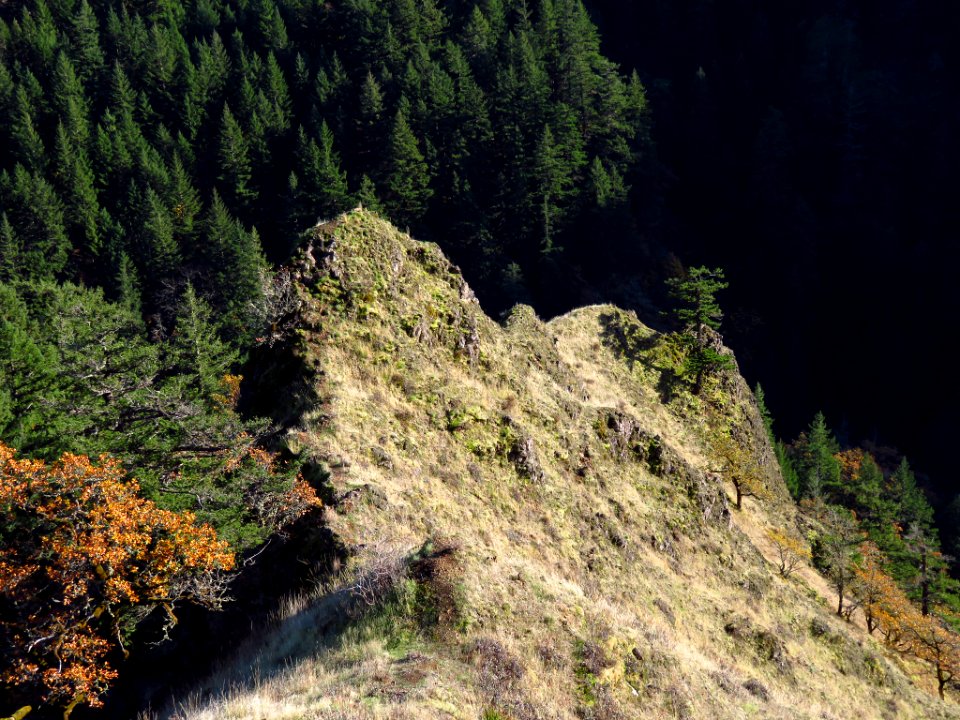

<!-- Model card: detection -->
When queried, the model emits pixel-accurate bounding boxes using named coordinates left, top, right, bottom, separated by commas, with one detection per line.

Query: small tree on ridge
left=666, top=266, right=732, bottom=393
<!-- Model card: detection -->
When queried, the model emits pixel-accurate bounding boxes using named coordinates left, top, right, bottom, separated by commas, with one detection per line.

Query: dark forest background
left=585, top=0, right=960, bottom=518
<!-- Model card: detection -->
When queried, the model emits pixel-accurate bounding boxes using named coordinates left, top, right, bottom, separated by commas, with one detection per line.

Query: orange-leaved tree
left=0, top=443, right=235, bottom=715
left=853, top=541, right=960, bottom=701
left=902, top=610, right=960, bottom=700
left=711, top=427, right=768, bottom=510
left=854, top=541, right=907, bottom=635
left=834, top=448, right=865, bottom=483
left=766, top=528, right=811, bottom=578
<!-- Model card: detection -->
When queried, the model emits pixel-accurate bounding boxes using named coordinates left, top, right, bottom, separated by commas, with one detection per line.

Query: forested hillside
left=0, top=0, right=656, bottom=320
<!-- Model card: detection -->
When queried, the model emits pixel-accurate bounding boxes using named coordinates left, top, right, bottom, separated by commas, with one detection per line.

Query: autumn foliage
left=854, top=541, right=909, bottom=636
left=0, top=443, right=235, bottom=713
left=847, top=540, right=960, bottom=700
left=834, top=448, right=866, bottom=483
left=902, top=610, right=960, bottom=700
left=711, top=428, right=768, bottom=510
left=766, top=528, right=811, bottom=578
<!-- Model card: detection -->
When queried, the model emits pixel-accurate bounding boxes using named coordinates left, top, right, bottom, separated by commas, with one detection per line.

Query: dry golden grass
left=167, top=210, right=960, bottom=720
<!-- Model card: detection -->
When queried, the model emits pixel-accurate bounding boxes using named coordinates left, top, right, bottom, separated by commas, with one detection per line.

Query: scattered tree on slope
left=903, top=611, right=960, bottom=701
left=711, top=426, right=767, bottom=511
left=666, top=266, right=732, bottom=393
left=767, top=528, right=811, bottom=578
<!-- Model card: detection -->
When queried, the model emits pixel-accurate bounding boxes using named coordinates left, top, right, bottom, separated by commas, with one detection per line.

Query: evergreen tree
left=891, top=458, right=935, bottom=531
left=358, top=71, right=384, bottom=122
left=665, top=266, right=733, bottom=392
left=166, top=153, right=202, bottom=241
left=109, top=60, right=138, bottom=129
left=357, top=173, right=383, bottom=213
left=1, top=166, right=70, bottom=278
left=587, top=156, right=614, bottom=208
left=143, top=23, right=190, bottom=121
left=0, top=214, right=19, bottom=282
left=263, top=52, right=292, bottom=133
left=140, top=187, right=181, bottom=290
left=198, top=191, right=266, bottom=340
left=794, top=412, right=841, bottom=500
left=667, top=266, right=726, bottom=332
left=754, top=384, right=802, bottom=497
left=849, top=453, right=888, bottom=528
left=190, top=0, right=221, bottom=33
left=315, top=52, right=349, bottom=108
left=18, top=0, right=60, bottom=72
left=115, top=251, right=142, bottom=316
left=315, top=121, right=351, bottom=210
left=183, top=31, right=229, bottom=138
left=0, top=64, right=14, bottom=118
left=777, top=439, right=801, bottom=499
left=53, top=123, right=101, bottom=257
left=296, top=122, right=351, bottom=220
left=533, top=124, right=572, bottom=255
left=257, top=0, right=289, bottom=52
left=446, top=41, right=492, bottom=144
left=168, top=282, right=237, bottom=398
left=482, top=0, right=507, bottom=37
left=59, top=85, right=92, bottom=156
left=51, top=52, right=90, bottom=136
left=498, top=30, right=550, bottom=142
left=68, top=0, right=105, bottom=84
left=553, top=0, right=601, bottom=111
left=217, top=103, right=257, bottom=210
left=382, top=107, right=432, bottom=227
left=93, top=111, right=133, bottom=194
left=356, top=70, right=385, bottom=163
left=293, top=52, right=310, bottom=96
left=9, top=87, right=46, bottom=173
left=0, top=283, right=59, bottom=452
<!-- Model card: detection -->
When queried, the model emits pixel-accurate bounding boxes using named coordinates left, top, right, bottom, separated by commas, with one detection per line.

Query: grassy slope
left=170, top=210, right=959, bottom=720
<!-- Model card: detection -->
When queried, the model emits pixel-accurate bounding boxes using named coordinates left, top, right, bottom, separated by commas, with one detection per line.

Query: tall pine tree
left=382, top=107, right=432, bottom=227
left=217, top=103, right=257, bottom=211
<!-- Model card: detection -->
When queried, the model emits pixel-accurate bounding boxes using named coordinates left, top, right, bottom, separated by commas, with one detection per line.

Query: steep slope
left=171, top=210, right=958, bottom=720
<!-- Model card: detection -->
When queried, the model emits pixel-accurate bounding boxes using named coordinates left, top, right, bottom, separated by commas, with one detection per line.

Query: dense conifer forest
left=0, top=0, right=657, bottom=319
left=3, top=0, right=960, bottom=716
